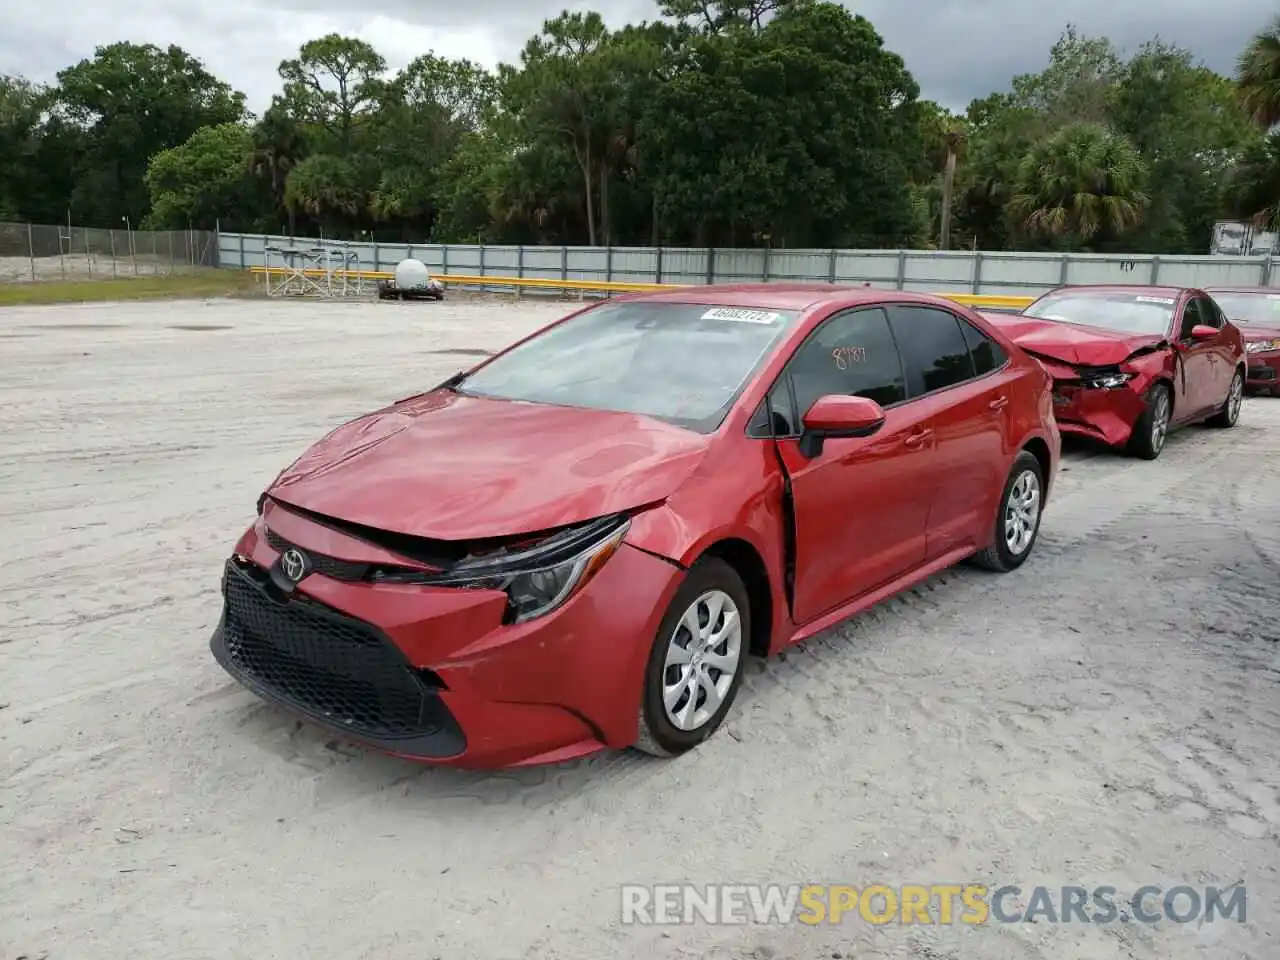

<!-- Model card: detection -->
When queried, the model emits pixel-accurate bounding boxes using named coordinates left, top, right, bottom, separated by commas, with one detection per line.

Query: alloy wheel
left=1151, top=390, right=1170, bottom=452
left=662, top=590, right=743, bottom=732
left=1228, top=373, right=1243, bottom=424
left=1004, top=469, right=1041, bottom=556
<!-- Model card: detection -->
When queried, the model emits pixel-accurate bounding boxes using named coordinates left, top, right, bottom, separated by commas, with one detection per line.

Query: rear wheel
left=1205, top=368, right=1244, bottom=428
left=970, top=450, right=1045, bottom=572
left=633, top=557, right=749, bottom=758
left=1126, top=382, right=1171, bottom=459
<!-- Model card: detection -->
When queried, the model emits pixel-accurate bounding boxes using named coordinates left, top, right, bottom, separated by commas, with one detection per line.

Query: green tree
left=283, top=153, right=366, bottom=233
left=0, top=76, right=47, bottom=219
left=1009, top=121, right=1149, bottom=248
left=503, top=11, right=620, bottom=245
left=658, top=0, right=810, bottom=32
left=955, top=27, right=1122, bottom=250
left=1109, top=41, right=1258, bottom=251
left=1236, top=14, right=1280, bottom=129
left=368, top=55, right=498, bottom=230
left=1223, top=132, right=1280, bottom=230
left=143, top=122, right=266, bottom=230
left=277, top=34, right=386, bottom=153
left=55, top=42, right=245, bottom=225
left=247, top=102, right=308, bottom=233
left=645, top=1, right=922, bottom=247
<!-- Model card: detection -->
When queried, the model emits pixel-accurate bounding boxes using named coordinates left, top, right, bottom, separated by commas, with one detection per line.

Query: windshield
left=1208, top=291, right=1280, bottom=326
left=1022, top=291, right=1176, bottom=336
left=457, top=300, right=798, bottom=432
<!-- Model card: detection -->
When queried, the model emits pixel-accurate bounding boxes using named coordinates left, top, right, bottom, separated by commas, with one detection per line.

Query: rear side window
left=785, top=307, right=907, bottom=417
left=959, top=317, right=1007, bottom=375
left=887, top=306, right=976, bottom=398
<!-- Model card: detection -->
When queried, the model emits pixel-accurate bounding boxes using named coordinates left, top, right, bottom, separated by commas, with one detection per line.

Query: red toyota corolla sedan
left=979, top=284, right=1246, bottom=459
left=210, top=285, right=1060, bottom=768
left=1202, top=286, right=1280, bottom=395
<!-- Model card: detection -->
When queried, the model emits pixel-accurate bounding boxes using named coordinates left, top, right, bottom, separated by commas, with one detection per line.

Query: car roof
left=1041, top=283, right=1190, bottom=298
left=618, top=282, right=967, bottom=311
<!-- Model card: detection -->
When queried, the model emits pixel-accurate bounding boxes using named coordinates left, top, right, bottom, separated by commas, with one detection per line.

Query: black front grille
left=1248, top=365, right=1277, bottom=381
left=263, top=528, right=429, bottom=582
left=219, top=560, right=449, bottom=741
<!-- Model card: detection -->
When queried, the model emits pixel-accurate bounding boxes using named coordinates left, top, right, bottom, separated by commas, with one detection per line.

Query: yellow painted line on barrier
left=244, top=266, right=1036, bottom=308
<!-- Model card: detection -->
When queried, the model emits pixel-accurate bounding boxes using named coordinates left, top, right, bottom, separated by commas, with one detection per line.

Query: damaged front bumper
left=1033, top=356, right=1150, bottom=448
left=208, top=508, right=685, bottom=768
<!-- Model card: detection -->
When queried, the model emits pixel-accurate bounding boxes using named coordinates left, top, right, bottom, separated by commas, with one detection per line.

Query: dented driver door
left=1172, top=295, right=1217, bottom=419
left=770, top=306, right=934, bottom=625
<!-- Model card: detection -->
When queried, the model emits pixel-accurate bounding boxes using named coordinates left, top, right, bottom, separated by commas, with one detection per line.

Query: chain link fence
left=0, top=221, right=219, bottom=283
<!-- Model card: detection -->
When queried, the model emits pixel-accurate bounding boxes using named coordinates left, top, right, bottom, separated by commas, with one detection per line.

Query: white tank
left=394, top=258, right=431, bottom=289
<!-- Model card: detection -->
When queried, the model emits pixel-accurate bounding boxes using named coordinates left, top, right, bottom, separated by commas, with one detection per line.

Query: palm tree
left=247, top=101, right=306, bottom=233
left=1008, top=121, right=1149, bottom=247
left=1223, top=132, right=1280, bottom=231
left=938, top=126, right=967, bottom=250
left=1236, top=14, right=1280, bottom=130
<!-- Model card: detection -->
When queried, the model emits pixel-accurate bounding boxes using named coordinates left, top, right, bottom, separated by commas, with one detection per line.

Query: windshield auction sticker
left=701, top=307, right=782, bottom=324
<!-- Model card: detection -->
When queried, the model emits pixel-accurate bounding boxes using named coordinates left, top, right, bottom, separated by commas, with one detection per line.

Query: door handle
left=989, top=395, right=1009, bottom=410
left=904, top=429, right=932, bottom=449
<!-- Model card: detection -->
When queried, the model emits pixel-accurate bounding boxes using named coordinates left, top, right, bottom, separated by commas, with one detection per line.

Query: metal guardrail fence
left=219, top=232, right=1280, bottom=298
left=246, top=264, right=1039, bottom=309
left=0, top=221, right=219, bottom=282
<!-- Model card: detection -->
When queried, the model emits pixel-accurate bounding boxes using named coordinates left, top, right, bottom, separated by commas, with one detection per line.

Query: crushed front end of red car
left=977, top=308, right=1171, bottom=448
left=210, top=498, right=686, bottom=768
left=1022, top=353, right=1158, bottom=447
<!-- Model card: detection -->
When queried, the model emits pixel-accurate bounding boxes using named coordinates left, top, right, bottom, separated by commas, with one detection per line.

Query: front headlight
left=1247, top=338, right=1280, bottom=353
left=1081, top=372, right=1134, bottom=389
left=373, top=514, right=630, bottom=623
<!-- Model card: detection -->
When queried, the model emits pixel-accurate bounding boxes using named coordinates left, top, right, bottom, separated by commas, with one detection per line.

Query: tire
left=970, top=450, right=1045, bottom=573
left=1205, top=368, right=1244, bottom=428
left=1125, top=381, right=1171, bottom=460
left=633, top=556, right=750, bottom=758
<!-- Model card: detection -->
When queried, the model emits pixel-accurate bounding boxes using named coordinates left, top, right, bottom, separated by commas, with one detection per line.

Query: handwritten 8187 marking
left=832, top=346, right=867, bottom=369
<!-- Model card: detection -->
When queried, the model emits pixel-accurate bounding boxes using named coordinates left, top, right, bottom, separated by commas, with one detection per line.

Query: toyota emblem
left=280, top=548, right=309, bottom=583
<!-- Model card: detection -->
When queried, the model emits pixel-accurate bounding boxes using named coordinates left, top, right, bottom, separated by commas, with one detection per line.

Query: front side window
left=1023, top=289, right=1176, bottom=336
left=785, top=307, right=907, bottom=417
left=458, top=301, right=798, bottom=432
left=887, top=305, right=976, bottom=397
left=1180, top=297, right=1207, bottom=339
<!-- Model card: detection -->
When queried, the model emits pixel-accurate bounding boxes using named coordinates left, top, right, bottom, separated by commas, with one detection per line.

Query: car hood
left=979, top=313, right=1165, bottom=366
left=266, top=389, right=712, bottom=540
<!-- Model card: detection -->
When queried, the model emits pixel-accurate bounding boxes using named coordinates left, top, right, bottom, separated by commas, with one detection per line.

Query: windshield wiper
left=435, top=370, right=468, bottom=392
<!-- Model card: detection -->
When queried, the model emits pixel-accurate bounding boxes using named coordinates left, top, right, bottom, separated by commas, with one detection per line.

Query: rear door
left=770, top=306, right=936, bottom=624
left=885, top=304, right=1014, bottom=560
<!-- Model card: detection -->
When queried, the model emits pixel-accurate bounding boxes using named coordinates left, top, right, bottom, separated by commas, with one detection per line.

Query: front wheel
left=970, top=450, right=1045, bottom=572
left=633, top=557, right=749, bottom=758
left=1205, top=369, right=1244, bottom=428
left=1126, top=382, right=1171, bottom=459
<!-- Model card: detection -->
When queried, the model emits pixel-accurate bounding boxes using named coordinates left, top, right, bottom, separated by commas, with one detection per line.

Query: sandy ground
left=2, top=296, right=1279, bottom=960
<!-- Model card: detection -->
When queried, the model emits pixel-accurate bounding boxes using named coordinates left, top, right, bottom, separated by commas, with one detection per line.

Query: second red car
left=1203, top=286, right=1280, bottom=395
left=980, top=284, right=1246, bottom=458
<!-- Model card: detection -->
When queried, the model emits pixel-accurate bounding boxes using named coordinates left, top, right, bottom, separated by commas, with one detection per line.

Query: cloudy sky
left=1, top=0, right=1275, bottom=114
